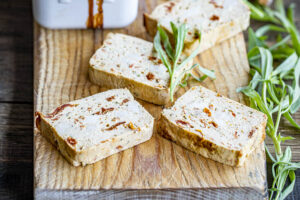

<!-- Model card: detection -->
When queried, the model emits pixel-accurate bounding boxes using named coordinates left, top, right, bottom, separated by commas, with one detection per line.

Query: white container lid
left=32, top=0, right=139, bottom=29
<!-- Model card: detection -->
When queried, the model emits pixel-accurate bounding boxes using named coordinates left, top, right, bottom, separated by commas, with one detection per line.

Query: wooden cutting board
left=33, top=0, right=267, bottom=199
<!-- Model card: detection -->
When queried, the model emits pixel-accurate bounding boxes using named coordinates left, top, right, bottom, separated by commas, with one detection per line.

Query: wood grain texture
left=35, top=188, right=265, bottom=200
left=33, top=1, right=267, bottom=199
left=0, top=0, right=33, bottom=103
left=0, top=1, right=34, bottom=199
left=1, top=0, right=300, bottom=199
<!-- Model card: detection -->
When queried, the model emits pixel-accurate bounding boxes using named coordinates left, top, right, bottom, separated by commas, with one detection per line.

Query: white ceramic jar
left=32, top=0, right=139, bottom=29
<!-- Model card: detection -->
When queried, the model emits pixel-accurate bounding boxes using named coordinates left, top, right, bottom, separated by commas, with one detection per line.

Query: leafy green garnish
left=153, top=22, right=215, bottom=101
left=240, top=1, right=300, bottom=199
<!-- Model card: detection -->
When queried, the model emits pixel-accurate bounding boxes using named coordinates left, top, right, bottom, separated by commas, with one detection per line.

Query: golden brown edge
left=35, top=108, right=155, bottom=167
left=88, top=66, right=170, bottom=105
left=35, top=112, right=80, bottom=166
left=158, top=112, right=267, bottom=167
left=89, top=31, right=171, bottom=105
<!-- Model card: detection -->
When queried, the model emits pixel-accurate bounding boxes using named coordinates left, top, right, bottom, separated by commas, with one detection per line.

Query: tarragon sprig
left=153, top=22, right=215, bottom=102
left=239, top=46, right=300, bottom=200
left=239, top=0, right=300, bottom=199
left=243, top=0, right=300, bottom=56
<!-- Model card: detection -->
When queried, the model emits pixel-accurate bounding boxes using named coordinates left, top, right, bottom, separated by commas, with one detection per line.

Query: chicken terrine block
left=144, top=0, right=250, bottom=55
left=159, top=86, right=267, bottom=166
left=89, top=33, right=191, bottom=105
left=35, top=89, right=154, bottom=166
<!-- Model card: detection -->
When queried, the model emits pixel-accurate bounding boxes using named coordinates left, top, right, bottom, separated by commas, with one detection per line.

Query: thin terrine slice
left=144, top=0, right=250, bottom=54
left=35, top=89, right=154, bottom=166
left=89, top=33, right=190, bottom=105
left=159, top=86, right=267, bottom=166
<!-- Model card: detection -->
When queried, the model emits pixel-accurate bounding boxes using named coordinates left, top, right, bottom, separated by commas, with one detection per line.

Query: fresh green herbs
left=243, top=0, right=300, bottom=56
left=239, top=0, right=300, bottom=199
left=153, top=22, right=215, bottom=101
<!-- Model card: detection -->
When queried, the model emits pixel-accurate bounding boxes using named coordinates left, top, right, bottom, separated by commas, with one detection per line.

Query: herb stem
left=273, top=104, right=283, bottom=155
left=275, top=187, right=281, bottom=200
left=273, top=134, right=282, bottom=156
left=170, top=73, right=175, bottom=102
left=154, top=23, right=215, bottom=101
left=262, top=82, right=268, bottom=107
left=241, top=1, right=300, bottom=198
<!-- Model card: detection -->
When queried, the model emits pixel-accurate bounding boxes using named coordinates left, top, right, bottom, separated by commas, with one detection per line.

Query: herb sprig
left=154, top=22, right=215, bottom=101
left=239, top=0, right=300, bottom=199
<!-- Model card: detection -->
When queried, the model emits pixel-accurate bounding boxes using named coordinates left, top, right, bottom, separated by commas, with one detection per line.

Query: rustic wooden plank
left=0, top=1, right=34, bottom=199
left=0, top=162, right=33, bottom=200
left=0, top=0, right=33, bottom=103
left=0, top=103, right=32, bottom=126
left=33, top=0, right=268, bottom=198
left=35, top=171, right=300, bottom=200
left=0, top=0, right=298, bottom=199
left=0, top=103, right=32, bottom=162
left=35, top=188, right=265, bottom=200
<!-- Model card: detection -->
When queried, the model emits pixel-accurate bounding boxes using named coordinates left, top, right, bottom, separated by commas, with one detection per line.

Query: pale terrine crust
left=36, top=112, right=153, bottom=167
left=89, top=66, right=170, bottom=105
left=158, top=114, right=266, bottom=166
left=158, top=86, right=267, bottom=167
left=144, top=0, right=250, bottom=55
left=35, top=89, right=154, bottom=167
left=89, top=33, right=192, bottom=105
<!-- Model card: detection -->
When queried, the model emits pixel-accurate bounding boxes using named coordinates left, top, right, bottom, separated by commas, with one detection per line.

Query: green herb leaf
left=270, top=35, right=291, bottom=51
left=290, top=98, right=300, bottom=114
left=274, top=0, right=285, bottom=16
left=237, top=86, right=274, bottom=128
left=248, top=28, right=267, bottom=51
left=238, top=2, right=300, bottom=197
left=265, top=145, right=276, bottom=163
left=179, top=65, right=215, bottom=87
left=154, top=23, right=214, bottom=102
left=287, top=3, right=295, bottom=24
left=256, top=24, right=287, bottom=37
left=157, top=26, right=174, bottom=61
left=172, top=22, right=186, bottom=67
left=274, top=12, right=300, bottom=55
left=197, top=65, right=216, bottom=79
left=281, top=171, right=296, bottom=199
left=154, top=29, right=172, bottom=75
left=273, top=53, right=297, bottom=76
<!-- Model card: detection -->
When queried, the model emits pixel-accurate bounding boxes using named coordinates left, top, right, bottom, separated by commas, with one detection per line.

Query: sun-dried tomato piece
left=67, top=137, right=77, bottom=146
left=210, top=15, right=219, bottom=21
left=106, top=96, right=115, bottom=101
left=146, top=72, right=155, bottom=80
left=248, top=129, right=255, bottom=138
left=164, top=2, right=175, bottom=12
left=46, top=104, right=77, bottom=118
left=209, top=121, right=218, bottom=128
left=101, top=107, right=114, bottom=114
left=203, top=108, right=212, bottom=117
left=176, top=120, right=194, bottom=128
left=148, top=56, right=156, bottom=61
left=106, top=121, right=126, bottom=131
left=209, top=0, right=224, bottom=8
left=229, top=110, right=236, bottom=117
left=121, top=98, right=129, bottom=105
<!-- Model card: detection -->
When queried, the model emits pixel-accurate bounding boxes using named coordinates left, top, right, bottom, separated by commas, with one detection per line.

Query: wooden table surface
left=0, top=0, right=299, bottom=199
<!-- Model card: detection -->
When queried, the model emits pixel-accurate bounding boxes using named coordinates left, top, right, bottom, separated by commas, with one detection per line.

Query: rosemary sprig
left=153, top=22, right=215, bottom=101
left=239, top=0, right=300, bottom=199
